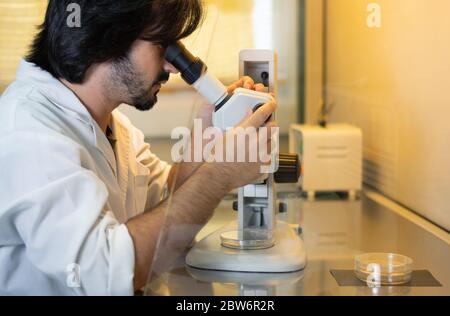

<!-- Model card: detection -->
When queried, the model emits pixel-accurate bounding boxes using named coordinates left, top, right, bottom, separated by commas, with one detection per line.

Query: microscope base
left=186, top=221, right=306, bottom=273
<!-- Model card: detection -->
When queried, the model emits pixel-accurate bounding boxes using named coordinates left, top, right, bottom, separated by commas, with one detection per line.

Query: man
left=0, top=0, right=277, bottom=295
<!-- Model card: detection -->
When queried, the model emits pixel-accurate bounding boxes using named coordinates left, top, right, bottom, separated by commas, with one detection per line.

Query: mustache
left=156, top=71, right=170, bottom=84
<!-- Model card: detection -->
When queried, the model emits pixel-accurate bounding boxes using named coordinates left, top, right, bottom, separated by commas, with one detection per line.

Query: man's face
left=108, top=40, right=178, bottom=111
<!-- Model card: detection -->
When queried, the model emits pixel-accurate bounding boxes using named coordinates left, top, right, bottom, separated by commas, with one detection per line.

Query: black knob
left=279, top=202, right=288, bottom=213
left=274, top=153, right=301, bottom=184
left=232, top=201, right=238, bottom=211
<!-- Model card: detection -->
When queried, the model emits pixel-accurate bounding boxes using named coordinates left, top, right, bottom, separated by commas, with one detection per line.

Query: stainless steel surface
left=147, top=185, right=450, bottom=296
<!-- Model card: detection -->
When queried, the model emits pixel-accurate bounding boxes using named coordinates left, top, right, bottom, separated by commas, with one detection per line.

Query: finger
left=240, top=101, right=277, bottom=128
left=227, top=76, right=248, bottom=92
left=264, top=121, right=279, bottom=140
left=234, top=77, right=246, bottom=87
left=242, top=76, right=255, bottom=89
left=226, top=78, right=243, bottom=93
left=265, top=121, right=278, bottom=130
left=254, top=83, right=267, bottom=92
left=226, top=83, right=239, bottom=93
left=227, top=76, right=258, bottom=93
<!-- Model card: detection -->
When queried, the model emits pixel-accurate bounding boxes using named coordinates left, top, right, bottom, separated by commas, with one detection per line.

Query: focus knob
left=274, top=153, right=301, bottom=184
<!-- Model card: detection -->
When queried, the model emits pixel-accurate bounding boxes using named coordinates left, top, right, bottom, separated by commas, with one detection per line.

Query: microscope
left=165, top=42, right=306, bottom=273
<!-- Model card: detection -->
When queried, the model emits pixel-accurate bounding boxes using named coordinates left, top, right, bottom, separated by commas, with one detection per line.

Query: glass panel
left=323, top=0, right=450, bottom=231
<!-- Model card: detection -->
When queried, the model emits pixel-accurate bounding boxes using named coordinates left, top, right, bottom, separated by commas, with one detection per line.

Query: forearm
left=126, top=163, right=229, bottom=291
left=167, top=161, right=203, bottom=192
left=167, top=129, right=212, bottom=191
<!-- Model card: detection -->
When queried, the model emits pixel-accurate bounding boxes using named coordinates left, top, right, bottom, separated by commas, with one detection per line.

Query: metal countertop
left=146, top=185, right=450, bottom=296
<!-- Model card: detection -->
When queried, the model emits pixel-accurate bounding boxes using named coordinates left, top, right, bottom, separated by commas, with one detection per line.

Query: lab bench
left=145, top=185, right=450, bottom=296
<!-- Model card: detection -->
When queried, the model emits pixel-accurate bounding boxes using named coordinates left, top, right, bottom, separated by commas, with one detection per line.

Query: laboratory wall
left=318, top=0, right=450, bottom=231
left=0, top=0, right=47, bottom=91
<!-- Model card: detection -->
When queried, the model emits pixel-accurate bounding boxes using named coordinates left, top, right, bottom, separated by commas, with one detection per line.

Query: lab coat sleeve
left=0, top=131, right=135, bottom=295
left=128, top=124, right=172, bottom=209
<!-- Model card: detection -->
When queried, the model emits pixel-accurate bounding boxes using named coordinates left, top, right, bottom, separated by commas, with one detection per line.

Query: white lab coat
left=0, top=60, right=172, bottom=295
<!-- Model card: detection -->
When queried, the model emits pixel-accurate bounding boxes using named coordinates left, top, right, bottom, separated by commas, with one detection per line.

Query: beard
left=109, top=57, right=170, bottom=111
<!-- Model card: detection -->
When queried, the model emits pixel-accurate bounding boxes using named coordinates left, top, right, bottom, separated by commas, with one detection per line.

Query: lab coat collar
left=16, top=59, right=118, bottom=176
left=16, top=59, right=94, bottom=125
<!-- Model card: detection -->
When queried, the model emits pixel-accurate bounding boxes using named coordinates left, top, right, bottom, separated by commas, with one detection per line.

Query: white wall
left=320, top=0, right=450, bottom=231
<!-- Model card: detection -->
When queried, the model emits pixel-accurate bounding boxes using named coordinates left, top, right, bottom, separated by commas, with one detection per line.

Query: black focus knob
left=274, top=153, right=301, bottom=184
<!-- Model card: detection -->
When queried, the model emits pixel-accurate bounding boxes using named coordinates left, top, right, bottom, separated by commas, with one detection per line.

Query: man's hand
left=227, top=76, right=267, bottom=94
left=169, top=76, right=275, bottom=195
left=207, top=100, right=278, bottom=190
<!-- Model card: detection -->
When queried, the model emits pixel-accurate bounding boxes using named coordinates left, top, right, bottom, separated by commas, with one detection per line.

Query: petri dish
left=220, top=229, right=275, bottom=250
left=354, top=253, right=413, bottom=286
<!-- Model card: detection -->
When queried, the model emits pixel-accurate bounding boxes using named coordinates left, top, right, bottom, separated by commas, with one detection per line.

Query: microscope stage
left=186, top=221, right=306, bottom=273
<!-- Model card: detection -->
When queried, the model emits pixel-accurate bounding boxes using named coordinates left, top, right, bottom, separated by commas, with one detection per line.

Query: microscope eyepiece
left=165, top=41, right=206, bottom=85
left=165, top=42, right=229, bottom=106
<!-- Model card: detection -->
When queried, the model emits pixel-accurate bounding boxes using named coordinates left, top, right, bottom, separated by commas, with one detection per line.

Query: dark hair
left=27, top=0, right=204, bottom=83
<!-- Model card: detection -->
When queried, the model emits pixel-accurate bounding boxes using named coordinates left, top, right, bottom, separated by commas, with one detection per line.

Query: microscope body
left=194, top=49, right=281, bottom=250
left=165, top=42, right=305, bottom=273
left=216, top=49, right=278, bottom=249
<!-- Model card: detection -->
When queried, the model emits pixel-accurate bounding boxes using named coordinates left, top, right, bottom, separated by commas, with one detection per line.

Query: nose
left=164, top=61, right=179, bottom=74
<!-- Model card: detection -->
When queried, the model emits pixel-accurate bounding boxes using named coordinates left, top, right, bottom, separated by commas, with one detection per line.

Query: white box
left=289, top=124, right=363, bottom=200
